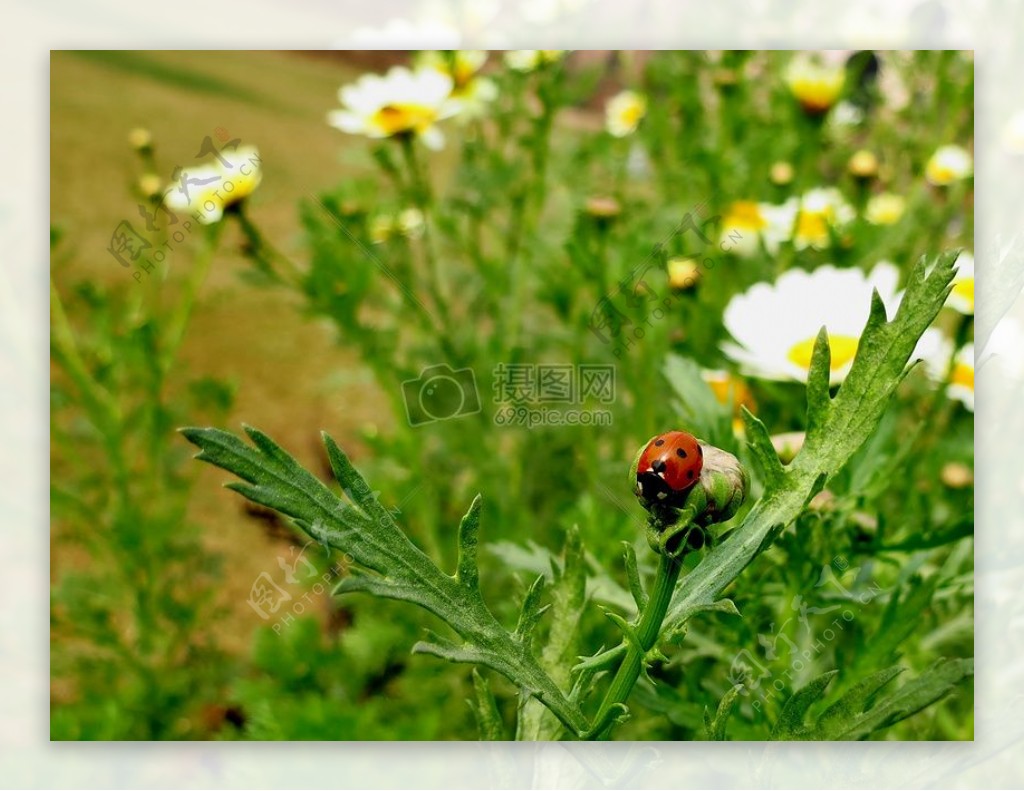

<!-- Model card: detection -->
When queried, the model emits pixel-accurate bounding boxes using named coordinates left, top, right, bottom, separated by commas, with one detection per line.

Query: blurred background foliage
left=51, top=50, right=972, bottom=740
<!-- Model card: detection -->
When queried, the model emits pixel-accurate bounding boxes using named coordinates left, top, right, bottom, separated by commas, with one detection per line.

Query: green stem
left=235, top=205, right=302, bottom=286
left=399, top=135, right=448, bottom=323
left=587, top=551, right=682, bottom=739
left=162, top=223, right=222, bottom=368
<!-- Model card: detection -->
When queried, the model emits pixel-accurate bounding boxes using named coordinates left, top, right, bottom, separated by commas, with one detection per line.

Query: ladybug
left=635, top=430, right=704, bottom=506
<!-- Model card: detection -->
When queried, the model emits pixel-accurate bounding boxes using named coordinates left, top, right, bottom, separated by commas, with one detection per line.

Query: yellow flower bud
left=584, top=195, right=622, bottom=220
left=770, top=161, right=794, bottom=186
left=667, top=257, right=701, bottom=291
left=128, top=127, right=153, bottom=152
left=848, top=149, right=879, bottom=179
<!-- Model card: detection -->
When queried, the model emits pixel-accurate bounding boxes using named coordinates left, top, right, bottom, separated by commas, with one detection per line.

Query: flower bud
left=584, top=195, right=622, bottom=221
left=128, top=127, right=153, bottom=152
left=630, top=433, right=748, bottom=559
left=667, top=257, right=700, bottom=291
left=848, top=149, right=879, bottom=179
left=770, top=161, right=794, bottom=186
left=137, top=173, right=163, bottom=200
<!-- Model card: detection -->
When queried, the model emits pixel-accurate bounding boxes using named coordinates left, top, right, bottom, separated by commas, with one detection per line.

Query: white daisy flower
left=163, top=144, right=262, bottom=225
left=722, top=262, right=902, bottom=385
left=792, top=187, right=855, bottom=250
left=947, top=344, right=975, bottom=411
left=925, top=144, right=973, bottom=186
left=719, top=200, right=796, bottom=258
left=327, top=67, right=460, bottom=150
left=605, top=90, right=647, bottom=137
left=946, top=251, right=974, bottom=315
left=915, top=328, right=954, bottom=383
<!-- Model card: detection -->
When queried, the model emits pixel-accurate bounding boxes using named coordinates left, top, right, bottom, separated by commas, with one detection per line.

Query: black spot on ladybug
left=687, top=470, right=695, bottom=480
left=676, top=448, right=687, bottom=458
left=654, top=438, right=665, bottom=446
left=652, top=459, right=667, bottom=473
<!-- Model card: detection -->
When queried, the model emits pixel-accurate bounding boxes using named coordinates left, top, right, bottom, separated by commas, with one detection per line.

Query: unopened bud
left=128, top=127, right=153, bottom=152
left=848, top=149, right=879, bottom=179
left=584, top=195, right=622, bottom=221
left=630, top=431, right=748, bottom=559
left=667, top=257, right=701, bottom=291
left=770, top=161, right=794, bottom=186
left=137, top=173, right=163, bottom=200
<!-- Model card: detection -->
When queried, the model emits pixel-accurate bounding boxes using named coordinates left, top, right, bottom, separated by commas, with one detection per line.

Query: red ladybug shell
left=637, top=431, right=703, bottom=492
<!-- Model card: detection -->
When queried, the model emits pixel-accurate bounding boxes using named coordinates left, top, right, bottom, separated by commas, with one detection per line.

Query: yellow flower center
left=951, top=361, right=974, bottom=391
left=618, top=103, right=644, bottom=127
left=725, top=201, right=767, bottom=231
left=373, top=104, right=436, bottom=136
left=795, top=210, right=829, bottom=244
left=951, top=278, right=974, bottom=312
left=790, top=75, right=844, bottom=113
left=927, top=162, right=955, bottom=185
left=787, top=333, right=860, bottom=372
left=453, top=60, right=477, bottom=88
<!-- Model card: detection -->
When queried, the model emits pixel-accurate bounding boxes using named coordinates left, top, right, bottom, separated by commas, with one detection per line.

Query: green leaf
left=848, top=575, right=940, bottom=676
left=623, top=542, right=649, bottom=611
left=180, top=425, right=588, bottom=737
left=514, top=575, right=550, bottom=645
left=662, top=354, right=736, bottom=452
left=703, top=683, right=744, bottom=740
left=741, top=406, right=785, bottom=491
left=814, top=666, right=903, bottom=736
left=661, top=251, right=958, bottom=638
left=770, top=670, right=838, bottom=740
left=518, top=526, right=590, bottom=740
left=795, top=659, right=973, bottom=740
left=456, top=495, right=483, bottom=591
left=469, top=669, right=507, bottom=741
left=487, top=539, right=636, bottom=615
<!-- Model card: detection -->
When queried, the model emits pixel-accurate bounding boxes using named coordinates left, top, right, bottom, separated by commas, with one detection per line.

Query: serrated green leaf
left=814, top=666, right=903, bottom=735
left=848, top=575, right=940, bottom=676
left=806, top=658, right=973, bottom=740
left=518, top=526, right=589, bottom=740
left=469, top=669, right=507, bottom=741
left=662, top=252, right=957, bottom=639
left=704, top=683, right=744, bottom=741
left=514, top=575, right=550, bottom=644
left=770, top=670, right=838, bottom=740
left=456, top=495, right=482, bottom=591
left=623, top=542, right=649, bottom=611
left=805, top=326, right=833, bottom=435
left=741, top=406, right=785, bottom=490
left=181, top=426, right=588, bottom=737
